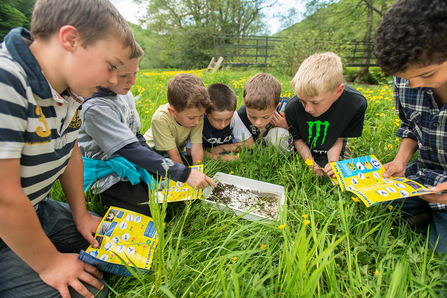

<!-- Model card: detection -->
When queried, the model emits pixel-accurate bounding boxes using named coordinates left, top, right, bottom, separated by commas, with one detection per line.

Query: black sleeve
left=285, top=96, right=302, bottom=140
left=340, top=95, right=368, bottom=138
left=117, top=141, right=191, bottom=183
left=136, top=131, right=150, bottom=149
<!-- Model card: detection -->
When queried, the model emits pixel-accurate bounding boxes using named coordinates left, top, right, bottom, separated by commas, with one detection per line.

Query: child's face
left=299, top=84, right=344, bottom=117
left=206, top=110, right=234, bottom=130
left=68, top=38, right=132, bottom=98
left=108, top=58, right=139, bottom=95
left=395, top=60, right=447, bottom=89
left=170, top=107, right=205, bottom=128
left=246, top=106, right=276, bottom=129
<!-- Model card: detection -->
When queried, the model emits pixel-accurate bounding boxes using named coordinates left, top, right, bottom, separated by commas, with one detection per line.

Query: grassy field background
left=53, top=68, right=447, bottom=297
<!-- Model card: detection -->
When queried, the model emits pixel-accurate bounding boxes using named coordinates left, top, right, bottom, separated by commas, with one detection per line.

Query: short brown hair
left=167, top=73, right=212, bottom=112
left=206, top=83, right=237, bottom=114
left=243, top=73, right=281, bottom=110
left=132, top=42, right=144, bottom=60
left=291, top=52, right=343, bottom=98
left=31, top=0, right=136, bottom=55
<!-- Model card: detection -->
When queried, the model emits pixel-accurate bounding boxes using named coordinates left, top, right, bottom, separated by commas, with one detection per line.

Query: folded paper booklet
left=78, top=207, right=159, bottom=276
left=153, top=164, right=203, bottom=203
left=330, top=155, right=434, bottom=207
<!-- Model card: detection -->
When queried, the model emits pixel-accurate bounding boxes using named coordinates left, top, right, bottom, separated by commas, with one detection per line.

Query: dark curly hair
left=374, top=0, right=447, bottom=75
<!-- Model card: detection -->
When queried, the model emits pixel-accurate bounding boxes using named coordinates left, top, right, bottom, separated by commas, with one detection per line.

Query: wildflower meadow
left=53, top=68, right=447, bottom=297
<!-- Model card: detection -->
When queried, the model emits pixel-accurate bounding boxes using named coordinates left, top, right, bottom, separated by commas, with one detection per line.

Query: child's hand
left=186, top=169, right=217, bottom=189
left=324, top=163, right=336, bottom=178
left=419, top=182, right=447, bottom=204
left=383, top=159, right=406, bottom=178
left=219, top=153, right=239, bottom=162
left=74, top=213, right=102, bottom=249
left=312, top=165, right=326, bottom=176
left=39, top=253, right=104, bottom=298
left=270, top=111, right=289, bottom=129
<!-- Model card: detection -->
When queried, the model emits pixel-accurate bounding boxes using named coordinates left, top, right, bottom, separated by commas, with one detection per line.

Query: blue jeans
left=391, top=197, right=447, bottom=253
left=0, top=198, right=108, bottom=297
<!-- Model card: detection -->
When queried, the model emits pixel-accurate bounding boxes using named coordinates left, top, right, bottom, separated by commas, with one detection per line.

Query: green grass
left=51, top=68, right=447, bottom=297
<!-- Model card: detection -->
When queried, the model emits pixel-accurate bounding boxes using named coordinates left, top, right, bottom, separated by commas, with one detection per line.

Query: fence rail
left=213, top=34, right=376, bottom=67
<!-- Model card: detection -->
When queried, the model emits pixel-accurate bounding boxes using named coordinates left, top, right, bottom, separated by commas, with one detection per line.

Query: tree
left=0, top=0, right=35, bottom=41
left=134, top=0, right=272, bottom=69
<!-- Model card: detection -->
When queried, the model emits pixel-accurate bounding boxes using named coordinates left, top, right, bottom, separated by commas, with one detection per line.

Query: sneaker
left=405, top=212, right=433, bottom=229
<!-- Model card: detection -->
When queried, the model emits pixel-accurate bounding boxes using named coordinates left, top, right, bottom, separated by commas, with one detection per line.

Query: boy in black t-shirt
left=285, top=52, right=367, bottom=176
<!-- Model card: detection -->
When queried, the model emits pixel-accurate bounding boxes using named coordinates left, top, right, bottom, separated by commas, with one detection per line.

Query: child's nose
left=108, top=69, right=119, bottom=85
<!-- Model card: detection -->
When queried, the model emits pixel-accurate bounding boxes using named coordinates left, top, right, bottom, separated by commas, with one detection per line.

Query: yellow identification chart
left=153, top=164, right=203, bottom=203
left=78, top=207, right=159, bottom=276
left=330, top=155, right=434, bottom=207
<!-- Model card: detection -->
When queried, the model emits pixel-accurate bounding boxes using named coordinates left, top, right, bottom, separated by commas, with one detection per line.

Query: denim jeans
left=391, top=197, right=447, bottom=253
left=0, top=198, right=108, bottom=297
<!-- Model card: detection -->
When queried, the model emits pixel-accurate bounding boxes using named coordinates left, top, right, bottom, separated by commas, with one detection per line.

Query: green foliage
left=279, top=0, right=396, bottom=41
left=0, top=0, right=35, bottom=41
left=271, top=32, right=350, bottom=76
left=134, top=0, right=267, bottom=69
left=345, top=67, right=394, bottom=85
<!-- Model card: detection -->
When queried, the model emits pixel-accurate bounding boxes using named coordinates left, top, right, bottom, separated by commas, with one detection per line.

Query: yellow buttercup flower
left=278, top=224, right=286, bottom=229
left=261, top=244, right=267, bottom=250
left=304, top=220, right=311, bottom=225
left=305, top=159, right=313, bottom=166
left=229, top=171, right=234, bottom=175
left=375, top=269, right=379, bottom=276
left=388, top=205, right=393, bottom=211
left=351, top=197, right=360, bottom=202
left=302, top=214, right=309, bottom=219
left=232, top=257, right=238, bottom=263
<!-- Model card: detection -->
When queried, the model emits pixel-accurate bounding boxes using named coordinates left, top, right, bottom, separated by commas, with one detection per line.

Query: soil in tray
left=208, top=182, right=279, bottom=218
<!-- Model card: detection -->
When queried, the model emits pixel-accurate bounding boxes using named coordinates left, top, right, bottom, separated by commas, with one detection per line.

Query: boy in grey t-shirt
left=78, top=45, right=215, bottom=216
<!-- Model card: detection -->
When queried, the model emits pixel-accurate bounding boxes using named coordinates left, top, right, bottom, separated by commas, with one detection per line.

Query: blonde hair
left=31, top=0, right=136, bottom=55
left=243, top=73, right=281, bottom=110
left=291, top=52, right=343, bottom=97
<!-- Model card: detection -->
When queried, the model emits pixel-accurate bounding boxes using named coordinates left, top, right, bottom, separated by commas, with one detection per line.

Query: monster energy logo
left=307, top=121, right=329, bottom=148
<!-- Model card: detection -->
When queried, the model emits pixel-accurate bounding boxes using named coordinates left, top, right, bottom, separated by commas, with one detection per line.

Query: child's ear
left=59, top=25, right=81, bottom=52
left=334, top=84, right=345, bottom=99
left=167, top=106, right=176, bottom=117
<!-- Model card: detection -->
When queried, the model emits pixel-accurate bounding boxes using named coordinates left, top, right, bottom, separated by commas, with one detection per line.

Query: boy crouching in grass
left=144, top=73, right=212, bottom=166
left=188, top=83, right=254, bottom=161
left=79, top=44, right=215, bottom=217
left=233, top=73, right=291, bottom=151
left=375, top=0, right=447, bottom=253
left=285, top=52, right=368, bottom=176
left=0, top=0, right=137, bottom=296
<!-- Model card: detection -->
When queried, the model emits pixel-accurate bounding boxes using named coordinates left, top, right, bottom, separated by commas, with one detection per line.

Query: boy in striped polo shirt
left=0, top=0, right=136, bottom=297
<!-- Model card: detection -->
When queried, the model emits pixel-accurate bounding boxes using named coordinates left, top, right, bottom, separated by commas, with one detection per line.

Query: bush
left=270, top=31, right=350, bottom=77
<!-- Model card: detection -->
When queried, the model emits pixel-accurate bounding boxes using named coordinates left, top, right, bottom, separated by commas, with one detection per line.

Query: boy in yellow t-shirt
left=144, top=73, right=212, bottom=165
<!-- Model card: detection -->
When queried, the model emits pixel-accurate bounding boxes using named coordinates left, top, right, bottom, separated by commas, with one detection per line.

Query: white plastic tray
left=203, top=172, right=286, bottom=221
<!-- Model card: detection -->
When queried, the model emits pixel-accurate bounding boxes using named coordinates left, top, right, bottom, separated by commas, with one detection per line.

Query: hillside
left=276, top=0, right=396, bottom=41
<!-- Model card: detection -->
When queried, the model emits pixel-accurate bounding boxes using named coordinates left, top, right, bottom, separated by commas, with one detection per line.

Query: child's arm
left=324, top=137, right=345, bottom=176
left=166, top=147, right=185, bottom=165
left=382, top=137, right=418, bottom=178
left=294, top=139, right=325, bottom=176
left=190, top=142, right=204, bottom=164
left=210, top=136, right=255, bottom=155
left=0, top=159, right=104, bottom=297
left=59, top=142, right=102, bottom=246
